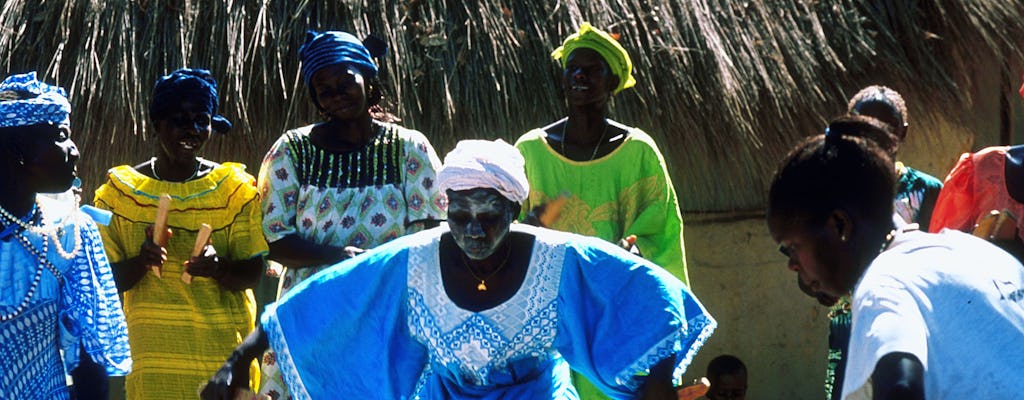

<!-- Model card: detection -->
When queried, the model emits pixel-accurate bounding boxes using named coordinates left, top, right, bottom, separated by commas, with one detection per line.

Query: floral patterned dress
left=257, top=120, right=446, bottom=398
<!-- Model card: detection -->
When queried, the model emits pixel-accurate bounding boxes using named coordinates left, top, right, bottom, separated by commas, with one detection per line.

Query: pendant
left=477, top=281, right=487, bottom=291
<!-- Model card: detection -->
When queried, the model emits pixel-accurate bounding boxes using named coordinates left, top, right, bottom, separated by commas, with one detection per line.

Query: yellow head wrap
left=551, top=22, right=636, bottom=94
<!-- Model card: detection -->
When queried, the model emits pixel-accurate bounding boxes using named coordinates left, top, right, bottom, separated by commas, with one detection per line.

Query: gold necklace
left=559, top=120, right=609, bottom=162
left=459, top=239, right=514, bottom=291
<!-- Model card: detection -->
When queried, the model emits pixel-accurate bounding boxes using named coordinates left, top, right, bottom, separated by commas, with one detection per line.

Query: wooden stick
left=150, top=194, right=171, bottom=278
left=539, top=194, right=569, bottom=227
left=973, top=209, right=1001, bottom=239
left=992, top=209, right=1018, bottom=241
left=676, top=377, right=710, bottom=400
left=182, top=223, right=212, bottom=284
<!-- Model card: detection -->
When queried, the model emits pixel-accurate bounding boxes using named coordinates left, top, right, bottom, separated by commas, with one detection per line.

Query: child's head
left=705, top=355, right=747, bottom=400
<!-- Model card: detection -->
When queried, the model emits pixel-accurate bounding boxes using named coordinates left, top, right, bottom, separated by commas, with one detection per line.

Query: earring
left=840, top=234, right=847, bottom=242
left=17, top=158, right=24, bottom=166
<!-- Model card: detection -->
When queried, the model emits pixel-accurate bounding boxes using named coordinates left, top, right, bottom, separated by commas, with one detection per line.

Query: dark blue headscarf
left=299, top=31, right=386, bottom=85
left=149, top=68, right=232, bottom=134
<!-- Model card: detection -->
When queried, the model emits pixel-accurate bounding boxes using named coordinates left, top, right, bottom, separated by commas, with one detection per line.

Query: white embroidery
left=407, top=231, right=564, bottom=387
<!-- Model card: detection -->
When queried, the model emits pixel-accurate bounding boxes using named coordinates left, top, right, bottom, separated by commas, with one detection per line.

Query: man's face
left=707, top=371, right=747, bottom=400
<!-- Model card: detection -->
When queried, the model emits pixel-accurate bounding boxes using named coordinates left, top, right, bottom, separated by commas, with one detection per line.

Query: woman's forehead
left=311, top=63, right=360, bottom=83
left=163, top=100, right=210, bottom=116
left=568, top=47, right=603, bottom=61
left=447, top=189, right=506, bottom=209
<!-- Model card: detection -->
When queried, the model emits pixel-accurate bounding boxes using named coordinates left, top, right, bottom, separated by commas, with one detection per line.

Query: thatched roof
left=2, top=0, right=1023, bottom=211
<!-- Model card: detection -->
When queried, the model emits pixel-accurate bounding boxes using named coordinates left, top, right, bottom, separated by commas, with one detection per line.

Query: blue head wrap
left=299, top=31, right=384, bottom=85
left=0, top=72, right=71, bottom=128
left=149, top=68, right=232, bottom=134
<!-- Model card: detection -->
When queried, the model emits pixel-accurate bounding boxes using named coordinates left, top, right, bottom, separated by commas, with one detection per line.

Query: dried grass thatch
left=2, top=0, right=1023, bottom=211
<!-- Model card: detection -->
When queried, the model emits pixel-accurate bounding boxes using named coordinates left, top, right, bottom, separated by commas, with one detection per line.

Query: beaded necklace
left=879, top=229, right=897, bottom=254
left=0, top=232, right=64, bottom=322
left=0, top=200, right=80, bottom=259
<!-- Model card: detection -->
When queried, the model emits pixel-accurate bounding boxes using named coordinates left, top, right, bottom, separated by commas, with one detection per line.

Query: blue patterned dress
left=0, top=196, right=131, bottom=398
left=261, top=224, right=715, bottom=399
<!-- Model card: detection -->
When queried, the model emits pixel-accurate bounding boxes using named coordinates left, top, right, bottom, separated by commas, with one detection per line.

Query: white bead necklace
left=0, top=202, right=54, bottom=236
left=0, top=233, right=63, bottom=322
left=0, top=200, right=82, bottom=260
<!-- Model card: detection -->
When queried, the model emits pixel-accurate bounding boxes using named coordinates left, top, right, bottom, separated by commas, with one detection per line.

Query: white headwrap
left=437, top=139, right=530, bottom=203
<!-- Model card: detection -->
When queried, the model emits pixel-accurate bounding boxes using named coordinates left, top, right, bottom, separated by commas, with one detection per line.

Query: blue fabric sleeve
left=554, top=235, right=715, bottom=399
left=59, top=214, right=132, bottom=375
left=261, top=243, right=427, bottom=399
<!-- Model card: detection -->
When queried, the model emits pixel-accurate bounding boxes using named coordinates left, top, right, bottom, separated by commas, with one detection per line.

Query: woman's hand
left=640, top=355, right=678, bottom=400
left=618, top=235, right=642, bottom=256
left=523, top=195, right=569, bottom=227
left=186, top=246, right=264, bottom=291
left=201, top=327, right=269, bottom=400
left=141, top=224, right=172, bottom=267
left=343, top=245, right=365, bottom=259
left=199, top=353, right=249, bottom=400
left=185, top=244, right=223, bottom=278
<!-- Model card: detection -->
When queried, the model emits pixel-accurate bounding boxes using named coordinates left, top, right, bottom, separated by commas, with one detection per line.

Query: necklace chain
left=0, top=200, right=80, bottom=259
left=1, top=231, right=64, bottom=321
left=151, top=157, right=201, bottom=182
left=559, top=120, right=609, bottom=162
left=460, top=239, right=514, bottom=292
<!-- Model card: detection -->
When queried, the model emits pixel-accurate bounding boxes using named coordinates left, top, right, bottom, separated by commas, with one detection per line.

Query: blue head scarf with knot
left=149, top=68, right=232, bottom=134
left=0, top=72, right=71, bottom=128
left=299, top=30, right=386, bottom=85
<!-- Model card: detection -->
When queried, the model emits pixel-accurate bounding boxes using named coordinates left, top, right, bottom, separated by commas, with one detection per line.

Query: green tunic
left=516, top=127, right=691, bottom=399
left=515, top=127, right=689, bottom=284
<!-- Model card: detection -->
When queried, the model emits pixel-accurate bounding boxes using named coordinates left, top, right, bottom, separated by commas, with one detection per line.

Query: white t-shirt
left=843, top=228, right=1024, bottom=399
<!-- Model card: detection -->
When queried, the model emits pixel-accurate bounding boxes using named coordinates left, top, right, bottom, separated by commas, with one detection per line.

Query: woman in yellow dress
left=94, top=68, right=268, bottom=398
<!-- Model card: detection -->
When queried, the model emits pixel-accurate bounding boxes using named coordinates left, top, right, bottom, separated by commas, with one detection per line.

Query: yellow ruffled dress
left=94, top=162, right=268, bottom=399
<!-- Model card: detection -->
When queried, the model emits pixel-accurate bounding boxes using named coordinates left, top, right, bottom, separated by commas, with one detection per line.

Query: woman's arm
left=201, top=326, right=269, bottom=400
left=639, top=355, right=678, bottom=400
left=214, top=257, right=264, bottom=291
left=110, top=228, right=169, bottom=292
left=186, top=253, right=265, bottom=291
left=110, top=258, right=150, bottom=292
left=267, top=235, right=350, bottom=269
left=871, top=352, right=924, bottom=400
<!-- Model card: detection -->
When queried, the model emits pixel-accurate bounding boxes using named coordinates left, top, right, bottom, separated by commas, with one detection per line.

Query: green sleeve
left=623, top=152, right=689, bottom=286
